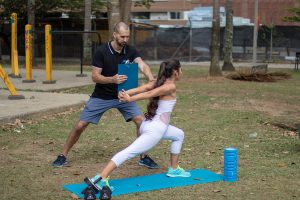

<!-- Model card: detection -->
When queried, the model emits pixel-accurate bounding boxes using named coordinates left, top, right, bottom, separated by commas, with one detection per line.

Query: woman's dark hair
left=145, top=59, right=181, bottom=120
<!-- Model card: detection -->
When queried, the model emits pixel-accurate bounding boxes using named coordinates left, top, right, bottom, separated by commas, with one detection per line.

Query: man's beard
left=117, top=40, right=127, bottom=47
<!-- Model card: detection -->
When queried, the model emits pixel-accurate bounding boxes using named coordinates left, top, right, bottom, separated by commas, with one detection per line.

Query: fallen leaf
left=13, top=129, right=21, bottom=133
left=277, top=163, right=287, bottom=168
left=249, top=132, right=258, bottom=138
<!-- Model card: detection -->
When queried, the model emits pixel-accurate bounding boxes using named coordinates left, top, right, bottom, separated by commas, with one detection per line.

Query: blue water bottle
left=223, top=147, right=238, bottom=182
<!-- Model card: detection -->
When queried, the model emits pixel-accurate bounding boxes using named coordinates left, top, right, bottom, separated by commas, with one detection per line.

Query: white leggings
left=111, top=119, right=185, bottom=167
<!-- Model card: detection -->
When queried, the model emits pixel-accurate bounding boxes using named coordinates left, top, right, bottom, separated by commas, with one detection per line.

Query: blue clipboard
left=117, top=63, right=138, bottom=92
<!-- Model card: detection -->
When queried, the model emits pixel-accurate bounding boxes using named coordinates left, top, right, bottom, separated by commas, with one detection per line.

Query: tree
left=27, top=0, right=36, bottom=66
left=283, top=1, right=300, bottom=22
left=107, top=0, right=153, bottom=40
left=209, top=0, right=222, bottom=76
left=222, top=0, right=235, bottom=71
left=120, top=0, right=132, bottom=25
left=107, top=0, right=120, bottom=39
left=83, top=0, right=92, bottom=65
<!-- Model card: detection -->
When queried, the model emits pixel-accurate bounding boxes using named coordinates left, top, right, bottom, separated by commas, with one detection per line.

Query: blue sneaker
left=100, top=186, right=112, bottom=200
left=166, top=167, right=191, bottom=177
left=52, top=154, right=67, bottom=167
left=139, top=155, right=159, bottom=169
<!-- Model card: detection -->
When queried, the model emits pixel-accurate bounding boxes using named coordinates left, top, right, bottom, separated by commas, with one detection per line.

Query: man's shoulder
left=126, top=44, right=138, bottom=51
left=125, top=45, right=140, bottom=57
left=97, top=42, right=108, bottom=50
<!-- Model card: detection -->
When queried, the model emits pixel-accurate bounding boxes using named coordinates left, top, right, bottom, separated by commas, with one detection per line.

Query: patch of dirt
left=226, top=71, right=291, bottom=82
left=0, top=107, right=82, bottom=131
left=210, top=98, right=300, bottom=120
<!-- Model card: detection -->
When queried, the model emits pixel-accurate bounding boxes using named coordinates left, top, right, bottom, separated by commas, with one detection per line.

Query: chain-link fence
left=0, top=19, right=104, bottom=69
left=132, top=25, right=300, bottom=62
left=1, top=21, right=300, bottom=64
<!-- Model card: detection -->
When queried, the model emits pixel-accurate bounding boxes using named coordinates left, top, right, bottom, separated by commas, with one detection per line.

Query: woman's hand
left=118, top=89, right=131, bottom=102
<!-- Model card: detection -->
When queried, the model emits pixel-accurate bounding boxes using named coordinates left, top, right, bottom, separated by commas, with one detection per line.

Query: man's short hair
left=114, top=22, right=129, bottom=33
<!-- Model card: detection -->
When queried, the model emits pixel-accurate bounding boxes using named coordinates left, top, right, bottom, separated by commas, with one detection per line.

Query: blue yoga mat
left=64, top=169, right=223, bottom=198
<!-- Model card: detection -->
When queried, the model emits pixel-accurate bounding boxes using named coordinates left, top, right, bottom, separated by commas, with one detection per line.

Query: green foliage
left=0, top=0, right=105, bottom=21
left=283, top=2, right=300, bottom=22
left=134, top=0, right=154, bottom=9
left=0, top=0, right=62, bottom=18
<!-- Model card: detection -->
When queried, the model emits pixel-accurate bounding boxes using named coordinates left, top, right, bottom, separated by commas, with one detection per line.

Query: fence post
left=43, top=24, right=56, bottom=84
left=76, top=34, right=87, bottom=77
left=189, top=27, right=192, bottom=63
left=23, top=24, right=36, bottom=83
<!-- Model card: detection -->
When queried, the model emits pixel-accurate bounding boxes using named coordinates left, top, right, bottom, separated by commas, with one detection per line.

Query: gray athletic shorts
left=80, top=97, right=142, bottom=124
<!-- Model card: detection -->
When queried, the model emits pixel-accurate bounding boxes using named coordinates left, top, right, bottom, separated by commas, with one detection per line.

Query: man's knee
left=74, top=121, right=89, bottom=132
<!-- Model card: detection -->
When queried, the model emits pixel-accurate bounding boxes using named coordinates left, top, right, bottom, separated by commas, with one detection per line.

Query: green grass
left=0, top=67, right=299, bottom=200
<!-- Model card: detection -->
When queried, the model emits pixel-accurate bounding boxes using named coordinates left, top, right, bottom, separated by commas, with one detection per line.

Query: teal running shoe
left=166, top=167, right=191, bottom=177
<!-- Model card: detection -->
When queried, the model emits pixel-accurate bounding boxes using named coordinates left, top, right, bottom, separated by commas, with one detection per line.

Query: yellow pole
left=23, top=24, right=36, bottom=83
left=43, top=24, right=56, bottom=84
left=10, top=13, right=16, bottom=75
left=0, top=64, right=25, bottom=99
left=10, top=13, right=21, bottom=78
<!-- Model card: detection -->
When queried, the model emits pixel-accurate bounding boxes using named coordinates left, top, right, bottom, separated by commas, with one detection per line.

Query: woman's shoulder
left=163, top=82, right=176, bottom=90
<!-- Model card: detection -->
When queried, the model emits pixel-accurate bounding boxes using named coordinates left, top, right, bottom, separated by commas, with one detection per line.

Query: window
left=150, top=12, right=168, bottom=20
left=132, top=12, right=150, bottom=19
left=170, top=12, right=182, bottom=19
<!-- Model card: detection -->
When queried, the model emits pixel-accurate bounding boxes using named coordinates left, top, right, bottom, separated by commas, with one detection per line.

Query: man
left=52, top=22, right=159, bottom=169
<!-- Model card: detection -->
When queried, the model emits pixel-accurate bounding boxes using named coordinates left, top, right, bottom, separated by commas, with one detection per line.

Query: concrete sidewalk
left=0, top=68, right=93, bottom=91
left=0, top=68, right=92, bottom=124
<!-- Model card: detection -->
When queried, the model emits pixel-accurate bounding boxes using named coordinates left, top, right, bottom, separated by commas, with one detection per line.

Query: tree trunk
left=27, top=0, right=36, bottom=67
left=209, top=0, right=222, bottom=76
left=119, top=0, right=132, bottom=24
left=222, top=0, right=235, bottom=71
left=107, top=0, right=120, bottom=40
left=83, top=0, right=92, bottom=65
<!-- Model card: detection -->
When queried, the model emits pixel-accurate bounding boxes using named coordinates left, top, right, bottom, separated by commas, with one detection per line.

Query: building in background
left=131, top=0, right=300, bottom=27
left=187, top=6, right=253, bottom=28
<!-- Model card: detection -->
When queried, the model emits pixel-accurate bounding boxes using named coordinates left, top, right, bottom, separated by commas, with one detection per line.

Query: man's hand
left=112, top=74, right=127, bottom=84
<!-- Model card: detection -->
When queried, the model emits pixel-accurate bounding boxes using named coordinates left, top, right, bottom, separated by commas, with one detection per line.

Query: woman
left=86, top=59, right=190, bottom=199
